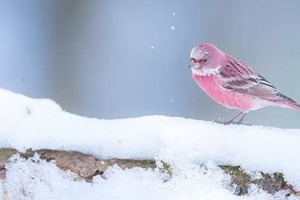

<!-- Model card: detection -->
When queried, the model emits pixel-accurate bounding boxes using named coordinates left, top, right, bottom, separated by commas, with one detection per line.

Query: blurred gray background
left=1, top=0, right=300, bottom=128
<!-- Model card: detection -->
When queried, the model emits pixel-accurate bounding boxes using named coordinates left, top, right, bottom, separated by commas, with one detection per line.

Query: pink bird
left=189, top=42, right=300, bottom=124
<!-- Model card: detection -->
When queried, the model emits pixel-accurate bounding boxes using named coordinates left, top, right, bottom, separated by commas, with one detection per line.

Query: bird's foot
left=212, top=121, right=251, bottom=126
left=213, top=111, right=251, bottom=126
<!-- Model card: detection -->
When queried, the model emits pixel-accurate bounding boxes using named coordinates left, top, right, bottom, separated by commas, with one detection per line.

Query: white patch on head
left=192, top=66, right=221, bottom=77
left=190, top=47, right=208, bottom=59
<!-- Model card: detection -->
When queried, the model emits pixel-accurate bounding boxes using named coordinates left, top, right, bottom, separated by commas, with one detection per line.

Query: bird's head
left=189, top=43, right=224, bottom=76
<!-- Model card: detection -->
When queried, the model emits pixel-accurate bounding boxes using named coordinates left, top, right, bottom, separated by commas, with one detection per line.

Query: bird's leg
left=214, top=111, right=243, bottom=125
left=213, top=111, right=250, bottom=125
left=236, top=112, right=248, bottom=124
left=225, top=111, right=244, bottom=125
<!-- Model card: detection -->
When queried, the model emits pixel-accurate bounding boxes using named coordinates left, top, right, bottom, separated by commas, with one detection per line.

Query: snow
left=3, top=156, right=297, bottom=200
left=171, top=12, right=176, bottom=30
left=0, top=88, right=300, bottom=199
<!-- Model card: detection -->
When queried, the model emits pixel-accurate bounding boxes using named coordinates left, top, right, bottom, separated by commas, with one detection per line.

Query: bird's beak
left=188, top=59, right=195, bottom=69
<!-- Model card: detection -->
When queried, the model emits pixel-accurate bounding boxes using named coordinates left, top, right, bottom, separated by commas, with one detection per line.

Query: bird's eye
left=202, top=59, right=207, bottom=63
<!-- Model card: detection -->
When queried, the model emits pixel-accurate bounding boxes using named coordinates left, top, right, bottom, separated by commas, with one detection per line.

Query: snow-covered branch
left=0, top=88, right=300, bottom=199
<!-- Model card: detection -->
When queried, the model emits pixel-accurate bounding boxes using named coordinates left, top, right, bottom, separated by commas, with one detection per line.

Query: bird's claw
left=212, top=121, right=251, bottom=126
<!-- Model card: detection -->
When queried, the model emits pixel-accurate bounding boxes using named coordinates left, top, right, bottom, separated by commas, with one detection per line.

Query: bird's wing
left=220, top=56, right=294, bottom=102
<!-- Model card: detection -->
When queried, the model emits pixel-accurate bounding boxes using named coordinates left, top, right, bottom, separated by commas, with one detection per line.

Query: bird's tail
left=271, top=93, right=300, bottom=111
left=280, top=100, right=300, bottom=111
left=285, top=101, right=300, bottom=111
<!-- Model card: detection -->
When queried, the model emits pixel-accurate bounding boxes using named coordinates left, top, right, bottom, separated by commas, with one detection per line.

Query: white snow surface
left=0, top=88, right=300, bottom=199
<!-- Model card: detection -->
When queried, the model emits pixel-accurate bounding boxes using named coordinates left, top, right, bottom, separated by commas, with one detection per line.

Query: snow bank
left=0, top=88, right=300, bottom=199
